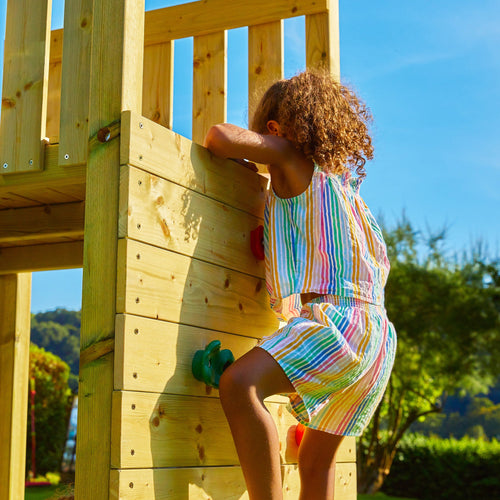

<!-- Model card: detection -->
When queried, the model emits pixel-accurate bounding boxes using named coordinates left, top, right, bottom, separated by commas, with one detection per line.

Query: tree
left=26, top=344, right=73, bottom=476
left=357, top=216, right=500, bottom=493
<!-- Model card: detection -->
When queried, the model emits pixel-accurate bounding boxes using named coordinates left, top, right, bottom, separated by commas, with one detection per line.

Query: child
left=204, top=70, right=396, bottom=500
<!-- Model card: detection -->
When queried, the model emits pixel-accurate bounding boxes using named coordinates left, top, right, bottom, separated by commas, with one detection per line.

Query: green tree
left=357, top=217, right=500, bottom=493
left=26, top=344, right=73, bottom=477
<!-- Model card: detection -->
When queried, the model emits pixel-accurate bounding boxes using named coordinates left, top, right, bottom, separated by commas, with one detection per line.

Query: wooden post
left=0, top=273, right=32, bottom=500
left=0, top=0, right=52, bottom=174
left=75, top=1, right=144, bottom=499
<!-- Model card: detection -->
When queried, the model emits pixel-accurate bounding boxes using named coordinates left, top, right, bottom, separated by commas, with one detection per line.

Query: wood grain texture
left=0, top=201, right=84, bottom=245
left=119, top=166, right=264, bottom=277
left=248, top=21, right=284, bottom=126
left=116, top=238, right=278, bottom=338
left=111, top=390, right=355, bottom=468
left=0, top=273, right=31, bottom=500
left=143, top=41, right=174, bottom=129
left=192, top=31, right=227, bottom=145
left=0, top=241, right=83, bottom=274
left=144, top=0, right=327, bottom=43
left=110, top=463, right=356, bottom=499
left=121, top=112, right=268, bottom=218
left=58, top=0, right=93, bottom=166
left=305, top=7, right=340, bottom=79
left=0, top=0, right=52, bottom=174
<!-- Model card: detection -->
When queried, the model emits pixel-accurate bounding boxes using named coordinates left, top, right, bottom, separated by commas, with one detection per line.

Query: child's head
left=250, top=70, right=373, bottom=178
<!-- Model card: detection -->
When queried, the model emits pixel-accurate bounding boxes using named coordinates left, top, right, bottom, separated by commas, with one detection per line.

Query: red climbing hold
left=295, top=423, right=305, bottom=446
left=250, top=225, right=265, bottom=260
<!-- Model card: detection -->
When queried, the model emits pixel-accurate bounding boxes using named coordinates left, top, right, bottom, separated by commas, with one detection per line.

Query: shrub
left=26, top=344, right=73, bottom=477
left=382, top=433, right=500, bottom=500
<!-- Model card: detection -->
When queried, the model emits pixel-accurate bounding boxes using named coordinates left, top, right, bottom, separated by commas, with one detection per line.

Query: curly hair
left=250, top=70, right=374, bottom=178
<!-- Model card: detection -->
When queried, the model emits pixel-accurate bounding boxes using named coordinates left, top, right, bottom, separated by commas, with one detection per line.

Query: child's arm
left=203, top=123, right=293, bottom=168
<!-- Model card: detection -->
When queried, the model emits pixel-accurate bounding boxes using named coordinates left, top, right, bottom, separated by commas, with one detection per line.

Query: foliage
left=357, top=215, right=500, bottom=493
left=382, top=433, right=500, bottom=500
left=26, top=344, right=73, bottom=477
left=31, top=309, right=80, bottom=393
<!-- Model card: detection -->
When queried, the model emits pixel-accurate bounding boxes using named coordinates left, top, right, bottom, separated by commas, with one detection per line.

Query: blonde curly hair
left=250, top=70, right=374, bottom=178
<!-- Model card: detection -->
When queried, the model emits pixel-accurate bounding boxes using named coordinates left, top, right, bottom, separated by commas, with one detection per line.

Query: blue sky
left=0, top=0, right=498, bottom=312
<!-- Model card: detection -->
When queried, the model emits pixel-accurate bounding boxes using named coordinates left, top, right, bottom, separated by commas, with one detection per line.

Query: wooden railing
left=0, top=0, right=339, bottom=172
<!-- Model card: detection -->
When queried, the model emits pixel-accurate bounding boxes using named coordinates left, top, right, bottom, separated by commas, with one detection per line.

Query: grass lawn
left=25, top=484, right=73, bottom=500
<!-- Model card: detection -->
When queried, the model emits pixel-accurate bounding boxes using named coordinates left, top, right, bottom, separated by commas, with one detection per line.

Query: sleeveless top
left=264, top=164, right=390, bottom=321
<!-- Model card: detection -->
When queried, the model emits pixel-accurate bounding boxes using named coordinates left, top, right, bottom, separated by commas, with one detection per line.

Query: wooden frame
left=0, top=2, right=352, bottom=499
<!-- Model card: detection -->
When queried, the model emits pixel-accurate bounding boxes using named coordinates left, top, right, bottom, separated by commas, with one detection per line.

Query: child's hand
left=229, top=158, right=259, bottom=172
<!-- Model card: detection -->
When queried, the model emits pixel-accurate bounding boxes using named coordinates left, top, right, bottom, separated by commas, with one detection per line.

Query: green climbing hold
left=192, top=340, right=235, bottom=389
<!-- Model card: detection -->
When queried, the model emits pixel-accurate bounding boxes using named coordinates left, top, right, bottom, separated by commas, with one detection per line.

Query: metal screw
left=139, top=154, right=143, bottom=160
left=28, top=159, right=33, bottom=166
left=2, top=163, right=8, bottom=169
left=139, top=122, right=143, bottom=129
left=64, top=153, right=70, bottom=160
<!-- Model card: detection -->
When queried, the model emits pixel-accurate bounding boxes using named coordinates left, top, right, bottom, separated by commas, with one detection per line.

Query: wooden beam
left=0, top=273, right=31, bottom=500
left=192, top=31, right=227, bottom=145
left=144, top=0, right=327, bottom=44
left=110, top=463, right=356, bottom=500
left=0, top=241, right=83, bottom=274
left=0, top=201, right=85, bottom=245
left=59, top=0, right=93, bottom=166
left=0, top=0, right=52, bottom=174
left=121, top=112, right=268, bottom=219
left=75, top=1, right=145, bottom=499
left=142, top=41, right=174, bottom=129
left=119, top=166, right=264, bottom=277
left=305, top=2, right=340, bottom=79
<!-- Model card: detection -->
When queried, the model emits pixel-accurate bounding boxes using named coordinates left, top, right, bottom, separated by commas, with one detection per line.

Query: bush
left=382, top=433, right=500, bottom=500
left=26, top=344, right=73, bottom=477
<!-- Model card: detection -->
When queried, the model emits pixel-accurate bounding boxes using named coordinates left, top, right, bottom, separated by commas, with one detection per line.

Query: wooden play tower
left=0, top=0, right=356, bottom=498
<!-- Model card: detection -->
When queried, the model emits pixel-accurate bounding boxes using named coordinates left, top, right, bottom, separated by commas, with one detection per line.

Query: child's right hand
left=229, top=158, right=259, bottom=172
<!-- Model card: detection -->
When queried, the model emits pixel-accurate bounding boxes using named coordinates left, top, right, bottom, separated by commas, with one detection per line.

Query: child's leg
left=218, top=347, right=295, bottom=500
left=298, top=427, right=344, bottom=500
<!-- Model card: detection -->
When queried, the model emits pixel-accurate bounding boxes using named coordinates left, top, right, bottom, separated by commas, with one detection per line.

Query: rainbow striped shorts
left=257, top=295, right=397, bottom=436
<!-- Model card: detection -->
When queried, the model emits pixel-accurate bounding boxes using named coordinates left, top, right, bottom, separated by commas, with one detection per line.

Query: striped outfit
left=257, top=164, right=397, bottom=436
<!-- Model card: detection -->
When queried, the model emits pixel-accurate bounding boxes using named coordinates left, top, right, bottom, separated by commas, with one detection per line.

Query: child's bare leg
left=298, top=427, right=344, bottom=500
left=218, top=347, right=295, bottom=500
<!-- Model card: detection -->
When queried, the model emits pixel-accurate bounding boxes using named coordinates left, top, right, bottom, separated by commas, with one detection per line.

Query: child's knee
left=218, top=362, right=252, bottom=411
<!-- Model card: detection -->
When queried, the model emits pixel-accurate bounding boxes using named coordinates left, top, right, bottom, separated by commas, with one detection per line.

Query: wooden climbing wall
left=111, top=111, right=357, bottom=499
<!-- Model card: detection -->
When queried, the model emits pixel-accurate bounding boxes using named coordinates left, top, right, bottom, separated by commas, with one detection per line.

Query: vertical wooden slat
left=58, top=0, right=93, bottom=166
left=46, top=30, right=63, bottom=143
left=305, top=3, right=340, bottom=80
left=0, top=0, right=52, bottom=174
left=192, top=31, right=227, bottom=144
left=75, top=1, right=144, bottom=499
left=142, top=41, right=174, bottom=129
left=248, top=21, right=284, bottom=128
left=0, top=273, right=32, bottom=500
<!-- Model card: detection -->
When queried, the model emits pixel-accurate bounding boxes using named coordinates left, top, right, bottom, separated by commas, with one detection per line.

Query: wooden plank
left=0, top=273, right=32, bottom=500
left=143, top=42, right=174, bottom=129
left=115, top=314, right=260, bottom=396
left=305, top=5, right=340, bottom=80
left=50, top=29, right=63, bottom=63
left=75, top=1, right=145, bottom=499
left=0, top=0, right=52, bottom=174
left=116, top=239, right=278, bottom=338
left=0, top=201, right=84, bottom=245
left=110, top=463, right=356, bottom=499
left=111, top=391, right=356, bottom=468
left=58, top=0, right=93, bottom=166
left=0, top=241, right=83, bottom=274
left=119, top=166, right=264, bottom=277
left=144, top=0, right=327, bottom=44
left=192, top=31, right=227, bottom=145
left=121, top=112, right=268, bottom=219
left=248, top=21, right=284, bottom=127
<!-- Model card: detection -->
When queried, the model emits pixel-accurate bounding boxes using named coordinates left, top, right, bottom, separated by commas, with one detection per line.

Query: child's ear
left=266, top=120, right=282, bottom=136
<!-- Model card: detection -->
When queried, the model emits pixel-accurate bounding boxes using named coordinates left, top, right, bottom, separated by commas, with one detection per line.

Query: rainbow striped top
left=264, top=164, right=390, bottom=321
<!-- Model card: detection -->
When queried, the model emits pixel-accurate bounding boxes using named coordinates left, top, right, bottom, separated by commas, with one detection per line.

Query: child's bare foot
left=285, top=425, right=300, bottom=462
